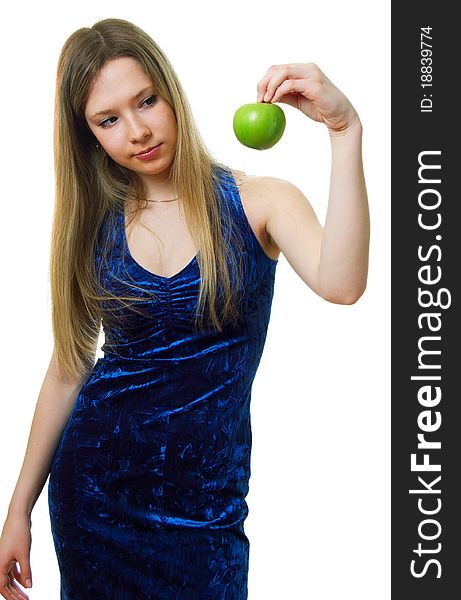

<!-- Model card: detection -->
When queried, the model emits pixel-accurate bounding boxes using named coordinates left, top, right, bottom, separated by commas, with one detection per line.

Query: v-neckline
left=120, top=209, right=198, bottom=282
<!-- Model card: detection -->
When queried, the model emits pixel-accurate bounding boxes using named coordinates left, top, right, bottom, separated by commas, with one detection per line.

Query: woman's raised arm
left=256, top=63, right=370, bottom=303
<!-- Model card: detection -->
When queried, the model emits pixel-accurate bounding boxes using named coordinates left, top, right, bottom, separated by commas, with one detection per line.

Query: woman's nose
left=127, top=115, right=151, bottom=143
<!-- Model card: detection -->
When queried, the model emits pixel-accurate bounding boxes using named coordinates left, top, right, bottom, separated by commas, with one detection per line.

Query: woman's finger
left=257, top=65, right=294, bottom=102
left=257, top=64, right=296, bottom=102
left=0, top=566, right=14, bottom=600
left=256, top=63, right=320, bottom=103
left=10, top=567, right=20, bottom=586
left=271, top=78, right=308, bottom=103
left=0, top=580, right=19, bottom=600
left=0, top=567, right=28, bottom=600
left=6, top=577, right=28, bottom=600
left=12, top=560, right=30, bottom=591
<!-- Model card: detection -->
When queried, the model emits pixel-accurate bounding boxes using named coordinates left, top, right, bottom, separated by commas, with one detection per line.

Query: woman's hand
left=0, top=513, right=32, bottom=599
left=256, top=62, right=359, bottom=135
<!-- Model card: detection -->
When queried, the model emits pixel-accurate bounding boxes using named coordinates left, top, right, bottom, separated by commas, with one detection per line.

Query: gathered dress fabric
left=48, top=166, right=278, bottom=599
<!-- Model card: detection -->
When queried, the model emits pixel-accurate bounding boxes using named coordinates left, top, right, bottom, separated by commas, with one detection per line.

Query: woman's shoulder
left=228, top=168, right=304, bottom=219
left=227, top=167, right=283, bottom=259
left=228, top=167, right=294, bottom=196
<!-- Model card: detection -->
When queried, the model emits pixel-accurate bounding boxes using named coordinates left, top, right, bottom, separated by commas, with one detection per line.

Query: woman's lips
left=134, top=144, right=161, bottom=160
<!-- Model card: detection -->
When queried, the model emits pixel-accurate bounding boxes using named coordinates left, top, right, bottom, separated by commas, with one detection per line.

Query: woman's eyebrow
left=90, top=85, right=155, bottom=119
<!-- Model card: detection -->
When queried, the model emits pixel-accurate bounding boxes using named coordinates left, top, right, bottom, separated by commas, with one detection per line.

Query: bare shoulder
left=229, top=169, right=309, bottom=256
left=230, top=169, right=304, bottom=204
left=231, top=168, right=286, bottom=190
left=228, top=168, right=283, bottom=260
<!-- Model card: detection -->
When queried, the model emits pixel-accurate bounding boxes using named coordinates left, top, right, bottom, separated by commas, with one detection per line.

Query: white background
left=0, top=1, right=390, bottom=598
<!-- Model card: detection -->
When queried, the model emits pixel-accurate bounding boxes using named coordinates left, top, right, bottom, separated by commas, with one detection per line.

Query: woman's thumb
left=13, top=557, right=32, bottom=588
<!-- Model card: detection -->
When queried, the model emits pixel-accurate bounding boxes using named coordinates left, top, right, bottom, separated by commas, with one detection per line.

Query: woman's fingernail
left=26, top=578, right=32, bottom=587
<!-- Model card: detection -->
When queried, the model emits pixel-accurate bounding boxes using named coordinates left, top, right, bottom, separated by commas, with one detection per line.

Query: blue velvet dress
left=48, top=166, right=278, bottom=599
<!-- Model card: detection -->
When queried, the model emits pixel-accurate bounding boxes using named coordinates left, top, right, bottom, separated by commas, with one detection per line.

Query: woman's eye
left=142, top=94, right=157, bottom=107
left=98, top=95, right=158, bottom=128
left=99, top=116, right=117, bottom=128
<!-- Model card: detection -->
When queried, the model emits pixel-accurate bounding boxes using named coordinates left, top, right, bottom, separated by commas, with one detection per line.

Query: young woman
left=0, top=17, right=369, bottom=600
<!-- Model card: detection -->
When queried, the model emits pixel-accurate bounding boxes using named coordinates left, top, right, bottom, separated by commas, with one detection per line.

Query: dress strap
left=213, top=165, right=279, bottom=270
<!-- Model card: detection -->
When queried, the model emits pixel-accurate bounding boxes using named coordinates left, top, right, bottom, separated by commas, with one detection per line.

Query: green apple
left=233, top=103, right=286, bottom=150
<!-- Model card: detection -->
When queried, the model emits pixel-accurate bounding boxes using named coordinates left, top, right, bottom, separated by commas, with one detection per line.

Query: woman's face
left=84, top=56, right=178, bottom=183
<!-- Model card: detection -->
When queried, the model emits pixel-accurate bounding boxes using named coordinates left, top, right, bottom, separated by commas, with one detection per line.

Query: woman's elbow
left=319, top=283, right=367, bottom=305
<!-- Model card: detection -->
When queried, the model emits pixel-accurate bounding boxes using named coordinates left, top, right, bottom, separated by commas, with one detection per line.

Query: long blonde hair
left=51, top=18, right=245, bottom=381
